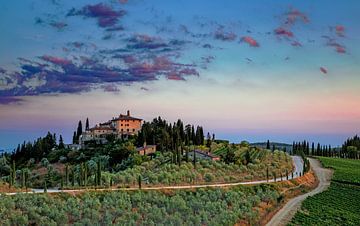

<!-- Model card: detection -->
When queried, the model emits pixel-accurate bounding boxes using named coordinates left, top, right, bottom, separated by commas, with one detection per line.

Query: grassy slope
left=320, top=157, right=360, bottom=184
left=289, top=157, right=360, bottom=226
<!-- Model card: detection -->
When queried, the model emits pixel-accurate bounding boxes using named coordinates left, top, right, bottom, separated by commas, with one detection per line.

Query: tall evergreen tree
left=72, top=131, right=77, bottom=144
left=266, top=140, right=270, bottom=149
left=58, top=135, right=65, bottom=149
left=76, top=120, right=83, bottom=141
left=311, top=142, right=315, bottom=155
left=85, top=118, right=90, bottom=131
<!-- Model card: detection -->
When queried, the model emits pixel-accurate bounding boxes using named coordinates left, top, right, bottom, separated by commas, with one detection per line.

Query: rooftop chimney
left=127, top=110, right=130, bottom=116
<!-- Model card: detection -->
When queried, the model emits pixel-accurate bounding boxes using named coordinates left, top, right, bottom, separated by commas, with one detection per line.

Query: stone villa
left=80, top=110, right=142, bottom=146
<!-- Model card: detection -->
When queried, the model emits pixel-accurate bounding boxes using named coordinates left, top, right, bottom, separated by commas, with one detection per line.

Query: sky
left=1, top=0, right=360, bottom=150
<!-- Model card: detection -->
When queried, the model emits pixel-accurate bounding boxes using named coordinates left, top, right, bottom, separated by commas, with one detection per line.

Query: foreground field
left=289, top=182, right=360, bottom=226
left=289, top=157, right=360, bottom=226
left=0, top=185, right=281, bottom=226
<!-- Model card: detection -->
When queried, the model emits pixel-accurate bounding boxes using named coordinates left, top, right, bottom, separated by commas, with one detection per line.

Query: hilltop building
left=79, top=110, right=142, bottom=146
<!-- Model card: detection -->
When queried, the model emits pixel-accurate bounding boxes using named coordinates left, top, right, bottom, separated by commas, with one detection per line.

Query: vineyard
left=319, top=157, right=360, bottom=185
left=0, top=185, right=281, bottom=225
left=289, top=183, right=360, bottom=226
left=290, top=157, right=360, bottom=225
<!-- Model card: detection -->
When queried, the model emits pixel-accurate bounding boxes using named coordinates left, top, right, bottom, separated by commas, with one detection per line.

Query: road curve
left=266, top=158, right=333, bottom=226
left=5, top=156, right=304, bottom=195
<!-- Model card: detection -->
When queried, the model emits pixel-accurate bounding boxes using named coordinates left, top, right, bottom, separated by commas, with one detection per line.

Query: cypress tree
left=44, top=180, right=47, bottom=193
left=266, top=140, right=270, bottom=149
left=76, top=120, right=83, bottom=141
left=85, top=118, right=90, bottom=131
left=138, top=175, right=142, bottom=189
left=266, top=166, right=269, bottom=182
left=58, top=135, right=65, bottom=149
left=311, top=142, right=315, bottom=155
left=72, top=167, right=75, bottom=187
left=72, top=131, right=77, bottom=144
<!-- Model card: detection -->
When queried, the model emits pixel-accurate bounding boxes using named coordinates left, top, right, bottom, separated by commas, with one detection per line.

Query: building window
left=127, top=129, right=129, bottom=132
left=121, top=129, right=123, bottom=132
left=133, top=129, right=135, bottom=132
left=121, top=124, right=123, bottom=126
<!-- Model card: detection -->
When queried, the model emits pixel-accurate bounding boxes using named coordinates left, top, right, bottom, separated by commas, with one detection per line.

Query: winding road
left=5, top=156, right=304, bottom=195
left=266, top=158, right=333, bottom=226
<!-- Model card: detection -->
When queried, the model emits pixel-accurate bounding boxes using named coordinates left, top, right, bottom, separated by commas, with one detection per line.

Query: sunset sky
left=1, top=0, right=360, bottom=150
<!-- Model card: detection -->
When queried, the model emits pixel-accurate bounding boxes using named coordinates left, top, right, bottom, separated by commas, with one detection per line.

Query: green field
left=320, top=157, right=360, bottom=184
left=289, top=157, right=360, bottom=226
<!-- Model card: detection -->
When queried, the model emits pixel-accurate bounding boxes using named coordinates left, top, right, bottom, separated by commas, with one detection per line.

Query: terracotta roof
left=112, top=114, right=142, bottom=121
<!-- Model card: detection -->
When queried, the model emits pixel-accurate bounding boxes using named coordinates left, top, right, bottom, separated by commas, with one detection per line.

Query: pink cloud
left=274, top=27, right=293, bottom=38
left=241, top=36, right=259, bottom=47
left=285, top=8, right=309, bottom=25
left=40, top=55, right=72, bottom=66
left=167, top=73, right=185, bottom=81
left=335, top=25, right=345, bottom=37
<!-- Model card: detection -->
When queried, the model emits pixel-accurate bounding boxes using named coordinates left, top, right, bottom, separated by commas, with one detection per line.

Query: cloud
left=40, top=55, right=73, bottom=66
left=291, top=41, right=302, bottom=47
left=285, top=8, right=309, bottom=25
left=274, top=27, right=293, bottom=38
left=214, top=28, right=237, bottom=41
left=335, top=25, right=345, bottom=37
left=127, top=34, right=168, bottom=50
left=102, top=84, right=120, bottom=92
left=167, top=73, right=185, bottom=81
left=49, top=21, right=68, bottom=30
left=274, top=7, right=309, bottom=42
left=240, top=36, right=259, bottom=47
left=320, top=67, right=328, bottom=74
left=322, top=36, right=346, bottom=54
left=67, top=3, right=126, bottom=28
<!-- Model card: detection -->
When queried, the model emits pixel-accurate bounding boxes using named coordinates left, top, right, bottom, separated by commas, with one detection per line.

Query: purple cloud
left=67, top=3, right=126, bottom=28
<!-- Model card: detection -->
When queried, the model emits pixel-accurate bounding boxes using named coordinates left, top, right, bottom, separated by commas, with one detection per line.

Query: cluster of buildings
left=70, top=111, right=155, bottom=155
left=80, top=110, right=142, bottom=145
left=70, top=110, right=220, bottom=160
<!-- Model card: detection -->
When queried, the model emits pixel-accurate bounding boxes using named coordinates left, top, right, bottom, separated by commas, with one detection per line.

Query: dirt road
left=266, top=158, right=333, bottom=226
